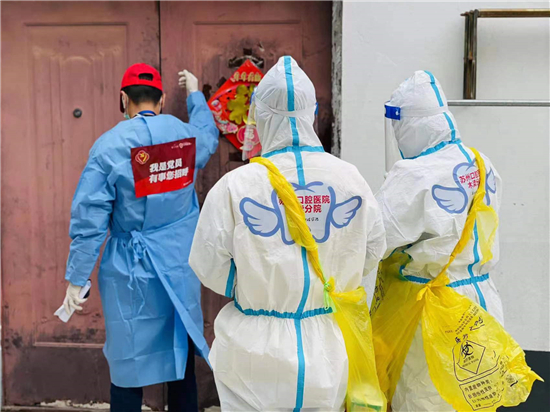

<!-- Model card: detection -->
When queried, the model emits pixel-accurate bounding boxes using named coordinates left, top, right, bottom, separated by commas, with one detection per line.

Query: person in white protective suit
left=377, top=71, right=504, bottom=412
left=189, top=56, right=386, bottom=411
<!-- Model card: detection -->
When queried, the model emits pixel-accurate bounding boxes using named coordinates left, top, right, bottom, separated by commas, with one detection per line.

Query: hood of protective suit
left=389, top=71, right=461, bottom=159
left=254, top=56, right=321, bottom=154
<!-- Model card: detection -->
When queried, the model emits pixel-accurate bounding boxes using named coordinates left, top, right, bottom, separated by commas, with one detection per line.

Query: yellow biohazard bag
left=252, top=157, right=387, bottom=412
left=370, top=147, right=542, bottom=411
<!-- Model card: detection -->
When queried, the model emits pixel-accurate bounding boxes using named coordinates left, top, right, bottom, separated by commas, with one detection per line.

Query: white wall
left=342, top=1, right=549, bottom=352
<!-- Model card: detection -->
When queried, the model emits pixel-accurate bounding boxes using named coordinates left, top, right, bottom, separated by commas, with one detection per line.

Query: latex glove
left=178, top=70, right=199, bottom=96
left=63, top=283, right=87, bottom=314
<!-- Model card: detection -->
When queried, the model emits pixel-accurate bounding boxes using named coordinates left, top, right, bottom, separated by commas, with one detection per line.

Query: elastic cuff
left=65, top=271, right=89, bottom=287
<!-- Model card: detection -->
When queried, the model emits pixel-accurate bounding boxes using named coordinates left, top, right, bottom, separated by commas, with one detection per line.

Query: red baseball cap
left=120, top=63, right=163, bottom=112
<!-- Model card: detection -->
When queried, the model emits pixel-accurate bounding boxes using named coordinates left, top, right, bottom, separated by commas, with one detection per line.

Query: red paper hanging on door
left=207, top=60, right=263, bottom=154
left=131, top=138, right=196, bottom=198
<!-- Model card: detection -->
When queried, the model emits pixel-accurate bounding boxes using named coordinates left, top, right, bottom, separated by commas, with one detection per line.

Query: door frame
left=0, top=0, right=343, bottom=408
left=0, top=1, right=3, bottom=406
left=331, top=0, right=343, bottom=158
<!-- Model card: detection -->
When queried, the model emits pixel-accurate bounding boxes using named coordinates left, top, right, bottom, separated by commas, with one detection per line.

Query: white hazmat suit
left=189, top=56, right=386, bottom=411
left=377, top=71, right=504, bottom=412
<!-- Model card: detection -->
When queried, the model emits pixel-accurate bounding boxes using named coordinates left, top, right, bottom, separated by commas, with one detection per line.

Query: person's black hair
left=122, top=74, right=162, bottom=106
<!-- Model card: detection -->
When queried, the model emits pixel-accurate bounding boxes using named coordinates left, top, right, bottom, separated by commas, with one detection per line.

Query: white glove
left=178, top=70, right=199, bottom=96
left=63, top=283, right=87, bottom=314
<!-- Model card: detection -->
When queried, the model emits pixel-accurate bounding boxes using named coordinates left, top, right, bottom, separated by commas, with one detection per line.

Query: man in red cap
left=61, top=63, right=219, bottom=411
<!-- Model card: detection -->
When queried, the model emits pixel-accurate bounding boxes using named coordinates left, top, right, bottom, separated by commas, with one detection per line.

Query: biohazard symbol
left=135, top=150, right=150, bottom=165
left=457, top=340, right=486, bottom=375
left=462, top=342, right=474, bottom=356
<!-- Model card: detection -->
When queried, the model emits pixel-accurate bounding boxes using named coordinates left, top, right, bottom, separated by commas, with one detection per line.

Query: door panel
left=1, top=2, right=161, bottom=407
left=160, top=2, right=332, bottom=407
left=30, top=24, right=125, bottom=348
left=161, top=2, right=332, bottom=203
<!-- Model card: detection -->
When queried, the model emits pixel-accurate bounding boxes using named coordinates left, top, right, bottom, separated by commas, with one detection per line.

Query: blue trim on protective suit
left=234, top=299, right=332, bottom=319
left=404, top=139, right=462, bottom=160
left=447, top=274, right=490, bottom=288
left=283, top=55, right=308, bottom=411
left=294, top=318, right=305, bottom=412
left=455, top=146, right=486, bottom=307
left=294, top=147, right=306, bottom=187
left=458, top=143, right=473, bottom=163
left=225, top=259, right=236, bottom=298
left=296, top=248, right=311, bottom=315
left=468, top=223, right=487, bottom=310
left=401, top=74, right=489, bottom=310
left=404, top=275, right=430, bottom=284
left=404, top=273, right=490, bottom=289
left=424, top=70, right=444, bottom=107
left=290, top=117, right=301, bottom=149
left=284, top=56, right=296, bottom=113
left=264, top=146, right=325, bottom=158
left=443, top=112, right=457, bottom=141
left=422, top=71, right=487, bottom=307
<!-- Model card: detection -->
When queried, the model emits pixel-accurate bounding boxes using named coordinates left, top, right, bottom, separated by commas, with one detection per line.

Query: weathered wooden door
left=2, top=0, right=332, bottom=408
left=1, top=1, right=162, bottom=408
left=160, top=1, right=333, bottom=407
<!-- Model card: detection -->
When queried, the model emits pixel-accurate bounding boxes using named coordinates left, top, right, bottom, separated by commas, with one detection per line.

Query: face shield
left=241, top=89, right=262, bottom=161
left=384, top=103, right=403, bottom=172
left=384, top=103, right=451, bottom=172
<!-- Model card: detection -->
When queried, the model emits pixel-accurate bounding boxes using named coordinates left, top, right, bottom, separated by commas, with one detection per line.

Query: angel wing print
left=240, top=181, right=362, bottom=244
left=432, top=161, right=497, bottom=214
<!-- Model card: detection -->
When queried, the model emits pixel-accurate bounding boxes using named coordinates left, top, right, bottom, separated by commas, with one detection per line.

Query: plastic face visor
left=384, top=103, right=450, bottom=172
left=384, top=104, right=403, bottom=173
left=242, top=90, right=260, bottom=161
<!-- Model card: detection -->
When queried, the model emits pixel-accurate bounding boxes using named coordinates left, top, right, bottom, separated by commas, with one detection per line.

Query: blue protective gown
left=65, top=92, right=219, bottom=388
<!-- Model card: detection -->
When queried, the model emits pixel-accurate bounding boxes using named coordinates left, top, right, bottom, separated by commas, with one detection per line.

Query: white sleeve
left=189, top=175, right=236, bottom=297
left=375, top=162, right=437, bottom=258
left=364, top=181, right=386, bottom=275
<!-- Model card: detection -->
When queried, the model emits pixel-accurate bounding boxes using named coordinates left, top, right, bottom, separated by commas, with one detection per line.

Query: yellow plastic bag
left=252, top=157, right=387, bottom=412
left=370, top=147, right=542, bottom=411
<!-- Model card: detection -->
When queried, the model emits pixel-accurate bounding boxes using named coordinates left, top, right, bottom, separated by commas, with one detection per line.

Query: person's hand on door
left=178, top=70, right=199, bottom=97
left=63, top=283, right=87, bottom=314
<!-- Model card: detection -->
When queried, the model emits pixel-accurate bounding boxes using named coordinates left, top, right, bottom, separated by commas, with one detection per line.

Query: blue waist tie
left=109, top=215, right=210, bottom=365
left=110, top=230, right=151, bottom=314
left=110, top=213, right=194, bottom=270
left=110, top=216, right=191, bottom=293
left=110, top=215, right=193, bottom=309
left=110, top=213, right=191, bottom=242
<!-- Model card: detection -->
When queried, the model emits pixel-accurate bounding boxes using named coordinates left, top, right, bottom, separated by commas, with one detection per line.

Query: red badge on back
left=131, top=138, right=196, bottom=198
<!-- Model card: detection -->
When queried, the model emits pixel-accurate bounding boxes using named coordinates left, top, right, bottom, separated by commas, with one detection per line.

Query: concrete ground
left=3, top=405, right=221, bottom=412
left=3, top=407, right=221, bottom=412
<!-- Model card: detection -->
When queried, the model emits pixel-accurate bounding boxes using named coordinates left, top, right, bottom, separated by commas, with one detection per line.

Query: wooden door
left=160, top=1, right=333, bottom=407
left=1, top=1, right=162, bottom=408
